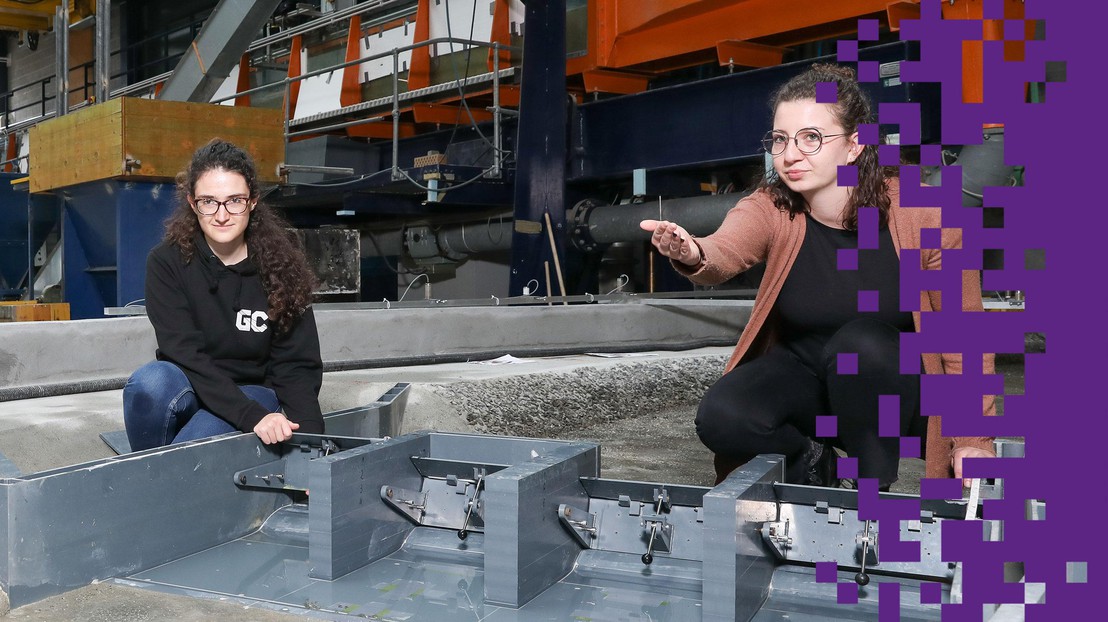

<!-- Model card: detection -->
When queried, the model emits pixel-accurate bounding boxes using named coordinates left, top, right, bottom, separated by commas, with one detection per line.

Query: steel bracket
left=558, top=503, right=598, bottom=548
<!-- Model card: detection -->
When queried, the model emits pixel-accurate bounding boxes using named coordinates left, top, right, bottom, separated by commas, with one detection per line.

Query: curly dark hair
left=758, top=63, right=893, bottom=230
left=162, top=138, right=316, bottom=333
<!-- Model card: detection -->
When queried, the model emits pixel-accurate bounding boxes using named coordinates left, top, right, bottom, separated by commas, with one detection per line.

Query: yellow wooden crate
left=0, top=302, right=71, bottom=322
left=28, top=98, right=285, bottom=193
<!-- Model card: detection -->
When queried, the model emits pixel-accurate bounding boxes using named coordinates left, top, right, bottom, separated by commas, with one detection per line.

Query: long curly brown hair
left=758, top=63, right=894, bottom=230
left=162, top=138, right=316, bottom=334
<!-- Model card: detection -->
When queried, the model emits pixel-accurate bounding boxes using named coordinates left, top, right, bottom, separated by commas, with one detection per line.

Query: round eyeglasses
left=761, top=128, right=849, bottom=156
left=192, top=196, right=252, bottom=216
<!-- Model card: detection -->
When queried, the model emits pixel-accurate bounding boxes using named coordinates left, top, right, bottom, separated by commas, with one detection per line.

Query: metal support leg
left=54, top=5, right=69, bottom=117
left=95, top=0, right=111, bottom=104
left=507, top=0, right=567, bottom=295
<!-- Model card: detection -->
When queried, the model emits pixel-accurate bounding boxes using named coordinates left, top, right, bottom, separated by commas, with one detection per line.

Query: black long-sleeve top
left=144, top=235, right=324, bottom=433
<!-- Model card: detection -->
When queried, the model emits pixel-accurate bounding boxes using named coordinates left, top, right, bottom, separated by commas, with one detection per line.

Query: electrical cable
left=441, top=0, right=510, bottom=158
left=398, top=272, right=429, bottom=301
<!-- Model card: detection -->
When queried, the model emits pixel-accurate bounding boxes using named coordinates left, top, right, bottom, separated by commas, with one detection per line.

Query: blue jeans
left=122, top=361, right=279, bottom=451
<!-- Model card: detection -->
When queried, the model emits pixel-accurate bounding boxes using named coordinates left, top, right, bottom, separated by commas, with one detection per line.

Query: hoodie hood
left=192, top=232, right=259, bottom=310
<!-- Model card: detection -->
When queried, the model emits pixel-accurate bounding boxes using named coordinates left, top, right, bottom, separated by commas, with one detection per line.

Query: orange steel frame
left=278, top=0, right=1028, bottom=140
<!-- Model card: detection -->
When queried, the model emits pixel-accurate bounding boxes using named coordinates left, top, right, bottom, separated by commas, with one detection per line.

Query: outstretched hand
left=952, top=446, right=995, bottom=488
left=254, top=412, right=300, bottom=445
left=640, top=219, right=702, bottom=267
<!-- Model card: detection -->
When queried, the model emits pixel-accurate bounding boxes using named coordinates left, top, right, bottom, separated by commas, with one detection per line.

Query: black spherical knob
left=855, top=572, right=870, bottom=586
left=641, top=553, right=653, bottom=565
left=457, top=529, right=468, bottom=541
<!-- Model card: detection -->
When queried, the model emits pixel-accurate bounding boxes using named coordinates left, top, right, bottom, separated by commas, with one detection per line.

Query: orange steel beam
left=886, top=1, right=920, bottom=32
left=340, top=14, right=362, bottom=108
left=582, top=69, right=650, bottom=95
left=412, top=103, right=493, bottom=125
left=234, top=53, right=251, bottom=107
left=285, top=34, right=303, bottom=120
left=942, top=0, right=1026, bottom=105
left=715, top=40, right=785, bottom=68
left=408, top=0, right=432, bottom=91
left=595, top=0, right=899, bottom=70
left=487, top=0, right=512, bottom=71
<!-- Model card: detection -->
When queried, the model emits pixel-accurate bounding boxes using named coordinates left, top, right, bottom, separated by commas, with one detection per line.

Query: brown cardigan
left=680, top=178, right=995, bottom=479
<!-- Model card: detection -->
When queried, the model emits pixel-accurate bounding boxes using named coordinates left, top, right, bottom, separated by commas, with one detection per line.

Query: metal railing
left=0, top=1, right=520, bottom=190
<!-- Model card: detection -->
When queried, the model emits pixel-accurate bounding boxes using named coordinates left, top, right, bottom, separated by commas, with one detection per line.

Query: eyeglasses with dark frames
left=762, top=127, right=849, bottom=156
left=192, top=196, right=253, bottom=216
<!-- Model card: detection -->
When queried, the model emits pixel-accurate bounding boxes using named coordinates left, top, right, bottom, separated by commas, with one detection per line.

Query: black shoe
left=803, top=438, right=838, bottom=488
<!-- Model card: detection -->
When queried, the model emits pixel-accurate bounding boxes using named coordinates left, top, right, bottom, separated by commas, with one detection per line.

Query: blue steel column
left=508, top=0, right=567, bottom=296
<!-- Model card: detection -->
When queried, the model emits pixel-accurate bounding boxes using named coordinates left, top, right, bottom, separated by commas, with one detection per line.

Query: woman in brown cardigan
left=641, top=64, right=994, bottom=489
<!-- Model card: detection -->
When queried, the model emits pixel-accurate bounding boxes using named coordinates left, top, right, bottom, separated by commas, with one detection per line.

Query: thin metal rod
left=491, top=42, right=502, bottom=177
left=95, top=0, right=110, bottom=104
left=391, top=48, right=401, bottom=180
left=54, top=5, right=69, bottom=117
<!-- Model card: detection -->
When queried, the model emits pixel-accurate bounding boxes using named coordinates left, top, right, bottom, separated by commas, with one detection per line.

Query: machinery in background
left=0, top=0, right=1031, bottom=316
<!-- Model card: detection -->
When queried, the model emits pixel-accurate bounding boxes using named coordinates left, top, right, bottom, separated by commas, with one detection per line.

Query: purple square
left=920, top=228, right=942, bottom=249
left=837, top=582, right=860, bottom=604
left=920, top=144, right=942, bottom=166
left=879, top=395, right=900, bottom=435
left=858, top=207, right=879, bottom=249
left=837, top=248, right=858, bottom=271
left=816, top=561, right=838, bottom=583
left=837, top=352, right=858, bottom=375
left=816, top=81, right=838, bottom=104
left=983, top=0, right=1005, bottom=19
left=920, top=477, right=963, bottom=500
left=879, top=583, right=901, bottom=619
left=837, top=456, right=858, bottom=479
left=838, top=165, right=858, bottom=187
left=817, top=415, right=838, bottom=438
left=900, top=436, right=921, bottom=459
left=837, top=39, right=858, bottom=62
left=879, top=144, right=900, bottom=167
left=1005, top=19, right=1026, bottom=40
left=857, top=19, right=879, bottom=41
left=920, top=581, right=943, bottom=604
left=857, top=123, right=880, bottom=145
left=858, top=290, right=879, bottom=313
left=857, top=60, right=879, bottom=83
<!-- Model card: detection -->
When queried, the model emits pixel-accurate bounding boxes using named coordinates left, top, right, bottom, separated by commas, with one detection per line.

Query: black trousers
left=696, top=318, right=922, bottom=486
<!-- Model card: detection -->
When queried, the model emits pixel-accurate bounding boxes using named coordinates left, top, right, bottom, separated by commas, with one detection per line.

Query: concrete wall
left=0, top=301, right=749, bottom=393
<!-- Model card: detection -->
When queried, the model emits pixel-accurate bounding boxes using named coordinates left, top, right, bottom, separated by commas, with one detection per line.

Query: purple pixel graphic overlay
left=834, top=0, right=1103, bottom=618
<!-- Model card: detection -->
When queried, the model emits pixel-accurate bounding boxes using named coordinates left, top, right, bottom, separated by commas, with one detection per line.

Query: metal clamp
left=855, top=520, right=879, bottom=586
left=381, top=485, right=428, bottom=524
left=641, top=487, right=673, bottom=565
left=558, top=503, right=598, bottom=548
left=457, top=473, right=485, bottom=540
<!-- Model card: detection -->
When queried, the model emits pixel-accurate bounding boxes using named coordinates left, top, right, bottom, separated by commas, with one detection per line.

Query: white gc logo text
left=235, top=309, right=268, bottom=333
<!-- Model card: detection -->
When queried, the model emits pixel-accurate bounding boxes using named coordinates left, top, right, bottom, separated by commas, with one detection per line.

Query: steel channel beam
left=95, top=0, right=110, bottom=105
left=702, top=454, right=784, bottom=622
left=570, top=41, right=934, bottom=182
left=159, top=0, right=283, bottom=103
left=508, top=0, right=568, bottom=296
left=0, top=434, right=290, bottom=608
left=53, top=5, right=68, bottom=117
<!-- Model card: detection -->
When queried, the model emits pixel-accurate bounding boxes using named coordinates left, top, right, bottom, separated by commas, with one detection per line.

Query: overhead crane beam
left=158, top=0, right=282, bottom=103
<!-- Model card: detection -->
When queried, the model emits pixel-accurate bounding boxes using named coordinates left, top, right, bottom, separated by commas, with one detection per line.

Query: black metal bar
left=508, top=0, right=568, bottom=296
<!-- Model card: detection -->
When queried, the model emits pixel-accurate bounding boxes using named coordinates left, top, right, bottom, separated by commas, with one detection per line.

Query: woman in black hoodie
left=122, top=139, right=324, bottom=450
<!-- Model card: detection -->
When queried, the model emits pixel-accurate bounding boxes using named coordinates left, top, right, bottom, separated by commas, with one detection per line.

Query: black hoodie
left=144, top=235, right=324, bottom=433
